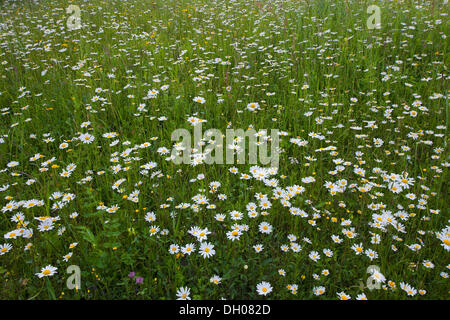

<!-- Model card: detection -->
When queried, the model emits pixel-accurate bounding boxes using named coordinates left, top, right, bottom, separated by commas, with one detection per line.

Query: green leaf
left=75, top=226, right=97, bottom=245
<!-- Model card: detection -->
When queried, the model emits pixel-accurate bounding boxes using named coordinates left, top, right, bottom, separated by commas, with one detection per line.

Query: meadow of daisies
left=0, top=0, right=448, bottom=300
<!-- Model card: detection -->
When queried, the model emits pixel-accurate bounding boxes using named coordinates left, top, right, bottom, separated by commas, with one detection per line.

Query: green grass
left=0, top=0, right=448, bottom=300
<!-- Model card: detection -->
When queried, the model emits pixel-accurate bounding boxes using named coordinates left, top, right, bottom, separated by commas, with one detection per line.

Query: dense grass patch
left=0, top=0, right=448, bottom=299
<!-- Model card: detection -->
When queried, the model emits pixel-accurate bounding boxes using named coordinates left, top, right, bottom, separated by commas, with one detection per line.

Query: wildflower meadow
left=0, top=0, right=448, bottom=300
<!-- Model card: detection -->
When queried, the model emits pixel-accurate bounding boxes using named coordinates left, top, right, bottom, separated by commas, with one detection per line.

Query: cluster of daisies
left=0, top=0, right=448, bottom=300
